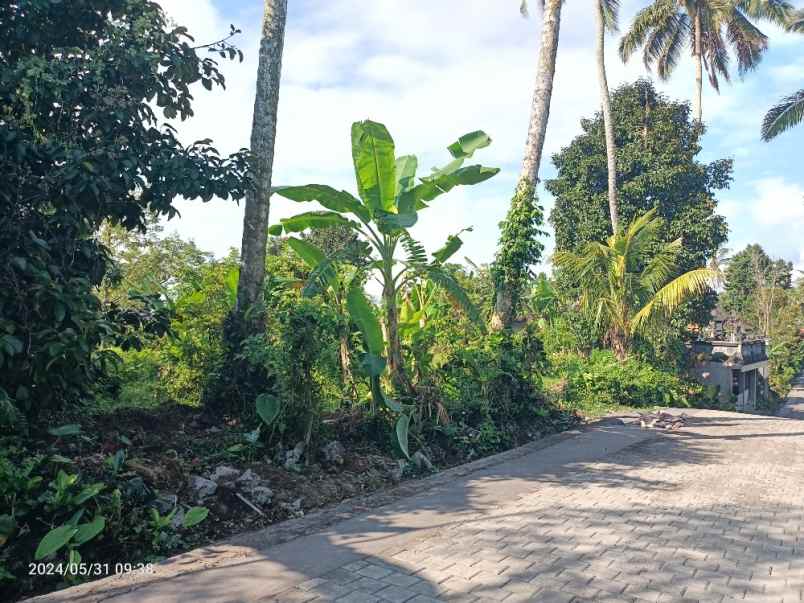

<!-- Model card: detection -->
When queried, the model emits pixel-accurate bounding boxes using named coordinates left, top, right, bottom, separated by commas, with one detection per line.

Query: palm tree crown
left=620, top=0, right=792, bottom=121
left=553, top=208, right=717, bottom=359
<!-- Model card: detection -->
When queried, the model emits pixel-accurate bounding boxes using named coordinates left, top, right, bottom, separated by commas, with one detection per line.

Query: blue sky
left=158, top=0, right=804, bottom=272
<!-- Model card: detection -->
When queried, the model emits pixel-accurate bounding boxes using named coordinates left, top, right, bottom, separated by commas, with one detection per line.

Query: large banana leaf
left=273, top=184, right=370, bottom=222
left=432, top=230, right=469, bottom=264
left=346, top=283, right=384, bottom=355
left=351, top=120, right=397, bottom=215
left=447, top=130, right=493, bottom=159
left=395, top=155, right=418, bottom=214
left=268, top=211, right=355, bottom=235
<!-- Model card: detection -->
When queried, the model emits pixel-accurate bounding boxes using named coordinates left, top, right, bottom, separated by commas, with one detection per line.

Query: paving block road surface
left=26, top=407, right=804, bottom=603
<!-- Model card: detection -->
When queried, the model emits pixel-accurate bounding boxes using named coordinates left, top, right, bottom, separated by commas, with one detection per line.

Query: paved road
left=29, top=409, right=804, bottom=603
left=778, top=380, right=804, bottom=420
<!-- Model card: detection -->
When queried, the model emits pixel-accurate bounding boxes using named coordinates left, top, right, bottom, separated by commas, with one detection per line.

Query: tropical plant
left=268, top=120, right=498, bottom=452
left=490, top=0, right=560, bottom=330
left=619, top=0, right=792, bottom=122
left=236, top=0, right=288, bottom=330
left=553, top=209, right=717, bottom=359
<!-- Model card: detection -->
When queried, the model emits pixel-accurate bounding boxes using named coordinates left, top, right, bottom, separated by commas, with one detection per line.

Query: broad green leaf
left=395, top=155, right=418, bottom=214
left=346, top=285, right=384, bottom=355
left=376, top=211, right=417, bottom=233
left=73, top=483, right=104, bottom=505
left=1, top=335, right=23, bottom=356
left=267, top=224, right=283, bottom=236
left=182, top=506, right=209, bottom=528
left=432, top=233, right=466, bottom=264
left=273, top=185, right=370, bottom=222
left=48, top=424, right=81, bottom=437
left=256, top=393, right=281, bottom=427
left=417, top=165, right=500, bottom=203
left=351, top=120, right=397, bottom=214
left=447, top=130, right=492, bottom=159
left=35, top=525, right=77, bottom=560
left=360, top=353, right=386, bottom=377
left=395, top=414, right=411, bottom=459
left=274, top=211, right=355, bottom=235
left=72, top=516, right=105, bottom=546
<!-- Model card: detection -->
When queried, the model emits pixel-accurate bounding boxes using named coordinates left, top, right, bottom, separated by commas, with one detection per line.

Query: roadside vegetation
left=1, top=1, right=803, bottom=601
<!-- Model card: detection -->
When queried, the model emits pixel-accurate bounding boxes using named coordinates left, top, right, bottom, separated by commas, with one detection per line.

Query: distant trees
left=721, top=244, right=793, bottom=336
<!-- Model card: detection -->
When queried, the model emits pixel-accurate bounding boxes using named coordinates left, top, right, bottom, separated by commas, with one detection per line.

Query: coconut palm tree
left=596, top=0, right=621, bottom=233
left=491, top=0, right=563, bottom=331
left=236, top=0, right=288, bottom=330
left=553, top=208, right=717, bottom=359
left=619, top=0, right=792, bottom=123
left=762, top=10, right=804, bottom=140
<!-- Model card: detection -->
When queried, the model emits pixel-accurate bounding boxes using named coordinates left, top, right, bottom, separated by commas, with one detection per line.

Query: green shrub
left=552, top=350, right=705, bottom=414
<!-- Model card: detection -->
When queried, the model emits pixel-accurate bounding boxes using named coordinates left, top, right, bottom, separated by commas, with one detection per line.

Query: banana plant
left=269, top=120, right=499, bottom=456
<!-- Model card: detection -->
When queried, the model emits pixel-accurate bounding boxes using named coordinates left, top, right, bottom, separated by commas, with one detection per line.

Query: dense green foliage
left=547, top=80, right=729, bottom=326
left=491, top=181, right=546, bottom=327
left=721, top=244, right=792, bottom=327
left=0, top=0, right=250, bottom=422
left=553, top=209, right=716, bottom=359
left=550, top=350, right=710, bottom=415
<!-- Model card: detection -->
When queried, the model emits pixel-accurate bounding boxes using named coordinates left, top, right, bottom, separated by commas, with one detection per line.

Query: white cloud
left=749, top=178, right=804, bottom=226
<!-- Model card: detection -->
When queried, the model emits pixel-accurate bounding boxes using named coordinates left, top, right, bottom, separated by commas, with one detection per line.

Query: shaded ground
left=25, top=408, right=804, bottom=603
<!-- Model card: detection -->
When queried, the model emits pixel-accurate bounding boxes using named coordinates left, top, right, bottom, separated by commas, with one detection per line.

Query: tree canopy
left=0, top=0, right=251, bottom=417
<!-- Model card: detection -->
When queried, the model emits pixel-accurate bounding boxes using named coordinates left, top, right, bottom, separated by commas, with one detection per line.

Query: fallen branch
left=235, top=492, right=265, bottom=517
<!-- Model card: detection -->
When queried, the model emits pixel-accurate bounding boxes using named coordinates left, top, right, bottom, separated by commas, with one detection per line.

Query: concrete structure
left=689, top=339, right=769, bottom=410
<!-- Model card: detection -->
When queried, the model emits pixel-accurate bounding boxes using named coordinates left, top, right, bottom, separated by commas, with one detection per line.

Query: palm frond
left=725, top=7, right=768, bottom=75
left=644, top=11, right=689, bottom=76
left=656, top=13, right=690, bottom=78
left=736, top=0, right=794, bottom=27
left=631, top=267, right=716, bottom=334
left=787, top=8, right=804, bottom=31
left=400, top=233, right=428, bottom=268
left=762, top=89, right=804, bottom=140
left=640, top=238, right=682, bottom=293
left=619, top=0, right=678, bottom=63
left=601, top=0, right=621, bottom=32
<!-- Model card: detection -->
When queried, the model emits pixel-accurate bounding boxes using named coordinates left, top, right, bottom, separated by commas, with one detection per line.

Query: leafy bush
left=0, top=0, right=250, bottom=420
left=551, top=350, right=705, bottom=414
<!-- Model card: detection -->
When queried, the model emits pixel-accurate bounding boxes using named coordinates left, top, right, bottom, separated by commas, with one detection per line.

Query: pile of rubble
left=637, top=410, right=688, bottom=430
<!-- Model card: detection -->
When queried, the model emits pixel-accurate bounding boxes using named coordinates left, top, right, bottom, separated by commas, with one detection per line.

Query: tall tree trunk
left=693, top=7, right=703, bottom=123
left=595, top=0, right=619, bottom=234
left=491, top=0, right=562, bottom=331
left=236, top=0, right=288, bottom=329
left=338, top=331, right=354, bottom=394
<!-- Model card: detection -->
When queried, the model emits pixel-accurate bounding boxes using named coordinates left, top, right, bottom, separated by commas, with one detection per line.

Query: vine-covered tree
left=0, top=0, right=250, bottom=420
left=489, top=0, right=558, bottom=331
left=547, top=80, right=729, bottom=329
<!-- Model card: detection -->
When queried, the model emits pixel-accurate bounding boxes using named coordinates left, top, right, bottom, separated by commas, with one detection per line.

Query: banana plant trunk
left=338, top=330, right=354, bottom=394
left=595, top=0, right=619, bottom=234
left=235, top=0, right=288, bottom=330
left=383, top=279, right=415, bottom=396
left=491, top=0, right=562, bottom=331
left=693, top=7, right=703, bottom=123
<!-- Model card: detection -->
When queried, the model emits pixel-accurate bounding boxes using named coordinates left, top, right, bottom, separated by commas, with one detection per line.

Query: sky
left=156, top=0, right=804, bottom=273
